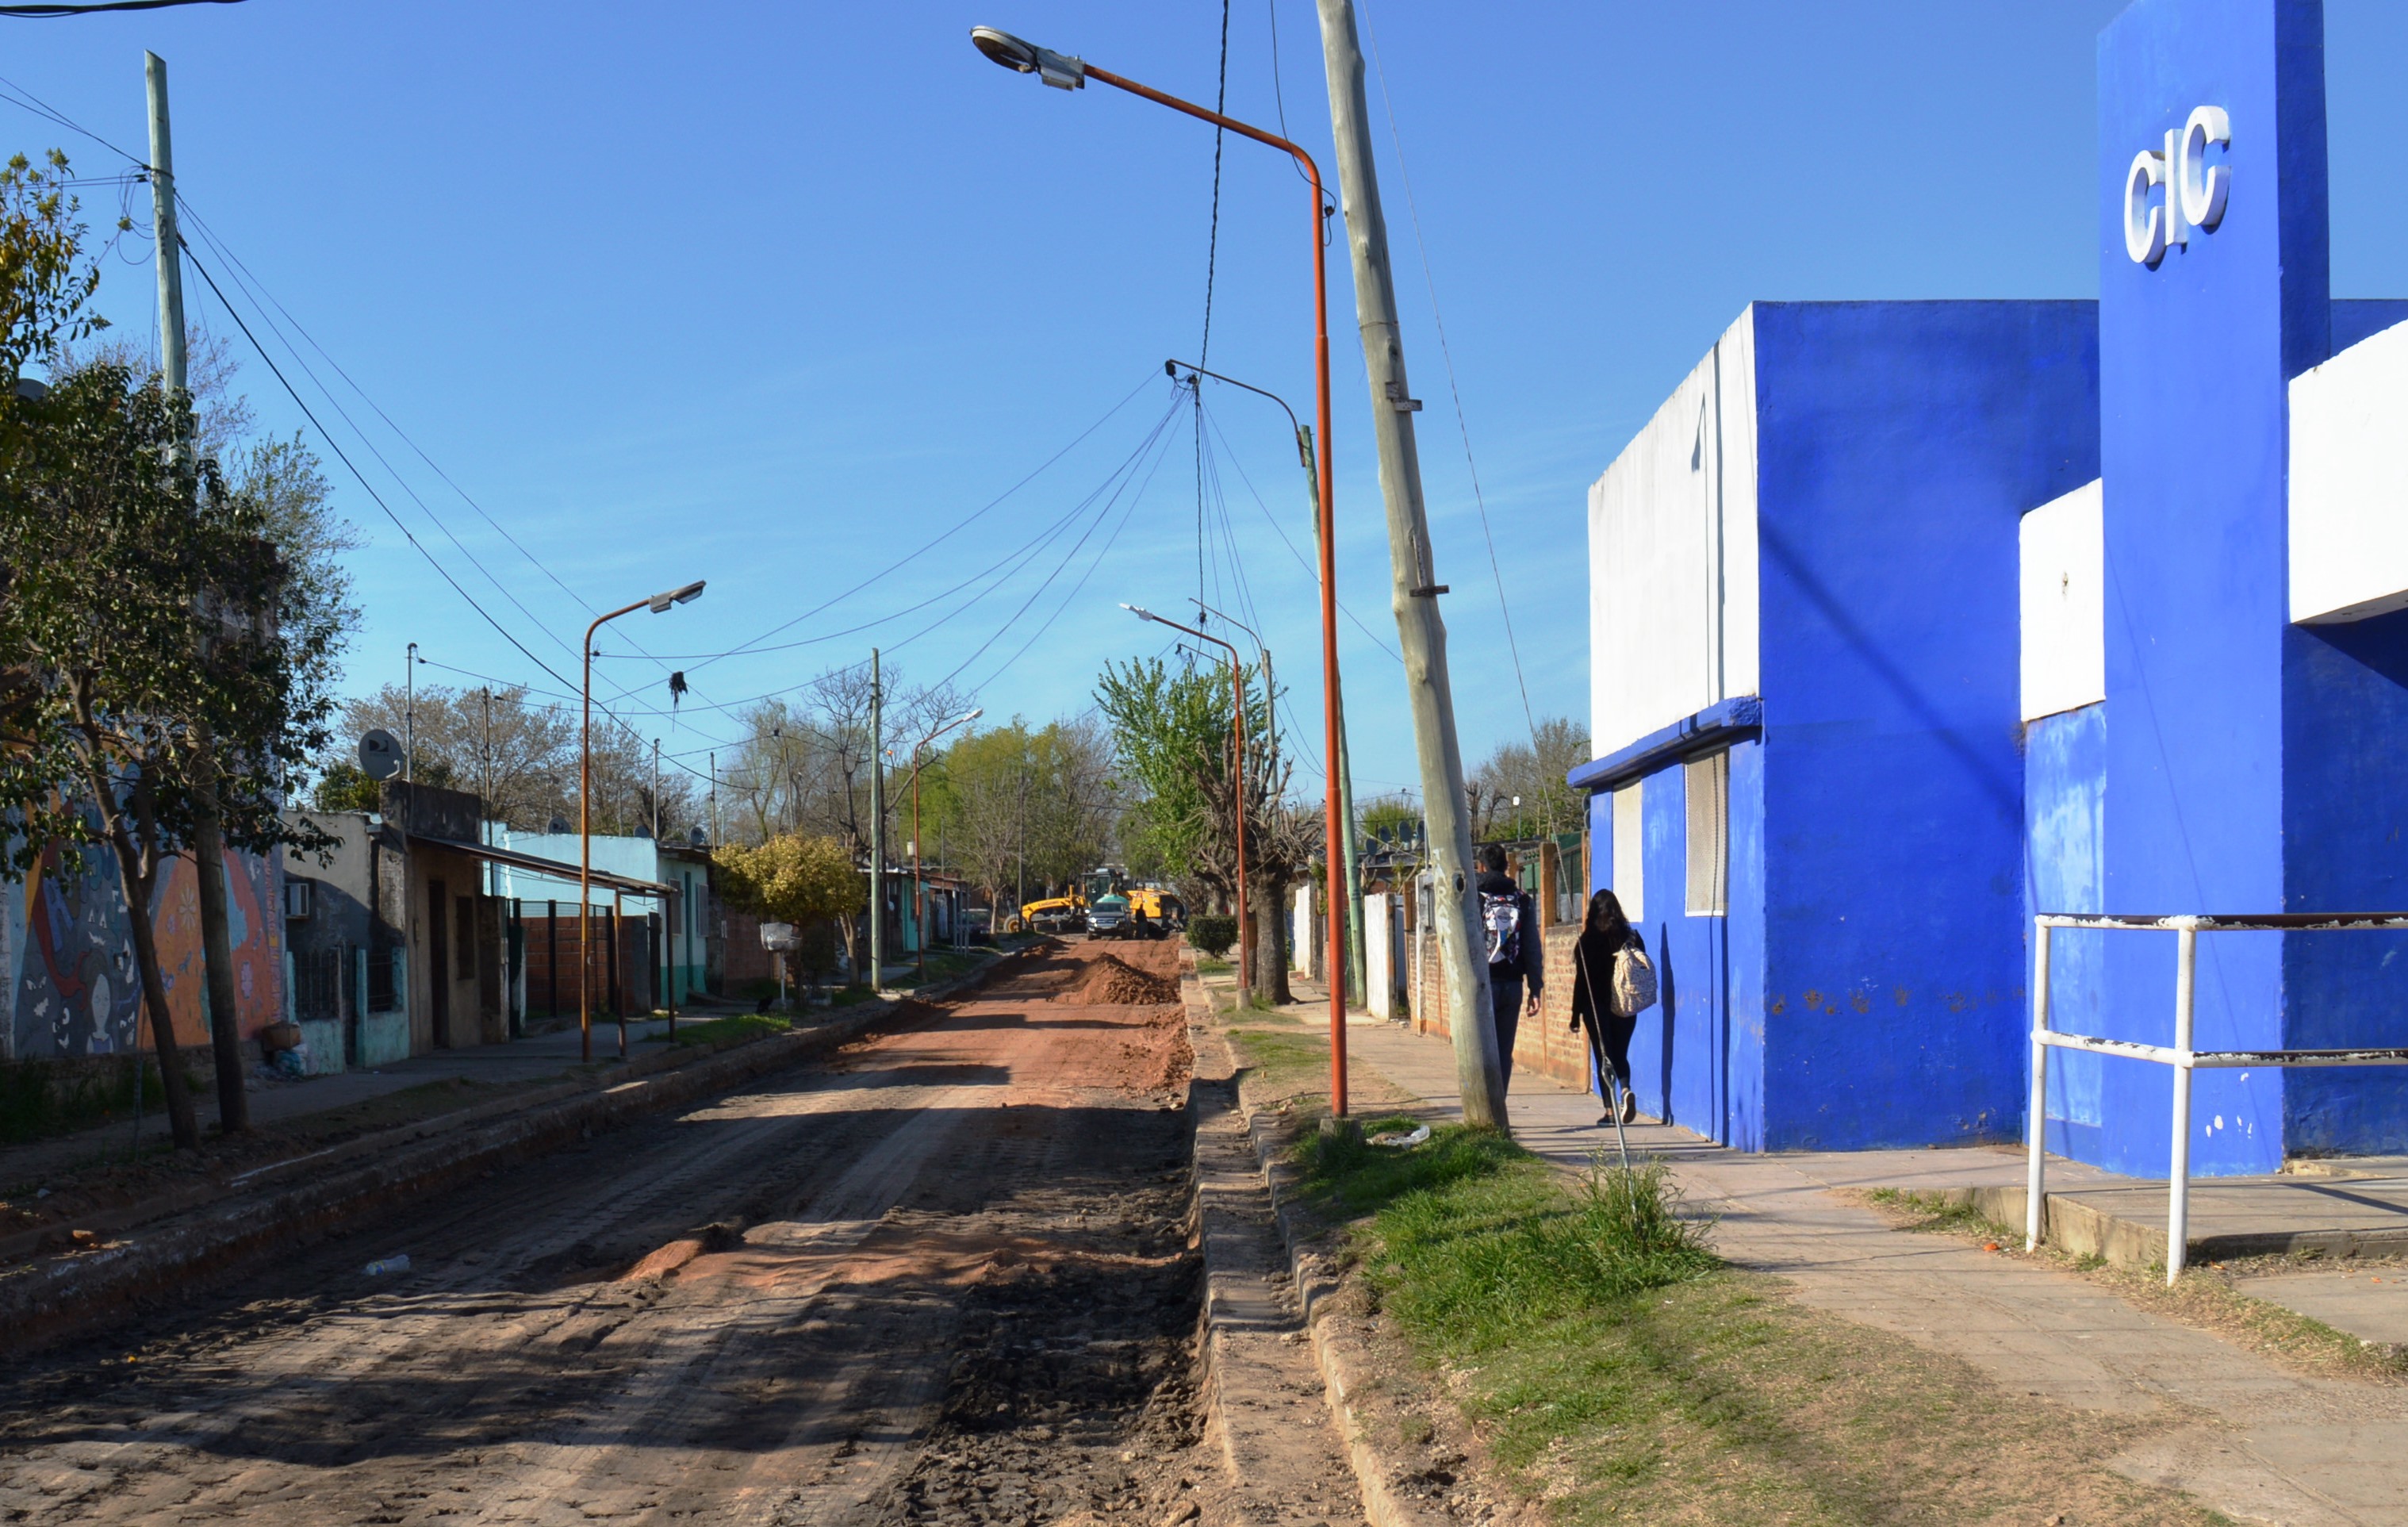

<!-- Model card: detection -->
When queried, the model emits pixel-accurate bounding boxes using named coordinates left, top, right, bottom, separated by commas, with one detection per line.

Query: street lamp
left=985, top=25, right=1350, bottom=1113
left=1125, top=603, right=1253, bottom=1002
left=582, top=579, right=705, bottom=1064
left=903, top=707, right=984, bottom=982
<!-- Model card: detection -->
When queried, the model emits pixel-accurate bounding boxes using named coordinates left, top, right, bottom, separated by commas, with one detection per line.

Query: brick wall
left=1407, top=924, right=1593, bottom=1093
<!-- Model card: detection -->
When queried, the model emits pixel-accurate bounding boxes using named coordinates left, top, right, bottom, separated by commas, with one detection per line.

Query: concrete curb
left=0, top=951, right=1021, bottom=1353
left=1900, top=1182, right=2408, bottom=1272
left=1181, top=963, right=1444, bottom=1527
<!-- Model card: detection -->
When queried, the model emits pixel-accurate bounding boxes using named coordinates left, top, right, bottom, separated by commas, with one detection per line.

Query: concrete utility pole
left=868, top=647, right=885, bottom=994
left=1314, top=0, right=1505, bottom=1128
left=150, top=51, right=248, bottom=1135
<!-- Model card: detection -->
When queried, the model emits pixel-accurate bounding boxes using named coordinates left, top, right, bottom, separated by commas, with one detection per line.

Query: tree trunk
left=1251, top=881, right=1293, bottom=1007
left=191, top=764, right=249, bottom=1134
left=93, top=797, right=199, bottom=1152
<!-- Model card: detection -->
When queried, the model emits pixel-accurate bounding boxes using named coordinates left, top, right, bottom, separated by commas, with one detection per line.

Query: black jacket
left=1476, top=871, right=1544, bottom=992
left=1568, top=926, right=1643, bottom=1029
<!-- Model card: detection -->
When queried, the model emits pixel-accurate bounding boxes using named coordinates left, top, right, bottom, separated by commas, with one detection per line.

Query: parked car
left=1087, top=893, right=1131, bottom=938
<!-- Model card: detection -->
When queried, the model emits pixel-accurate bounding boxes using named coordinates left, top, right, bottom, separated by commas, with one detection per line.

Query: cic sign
left=2124, top=106, right=2230, bottom=266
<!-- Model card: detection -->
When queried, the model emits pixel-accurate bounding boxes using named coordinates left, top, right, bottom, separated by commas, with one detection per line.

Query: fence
left=2026, top=911, right=2408, bottom=1283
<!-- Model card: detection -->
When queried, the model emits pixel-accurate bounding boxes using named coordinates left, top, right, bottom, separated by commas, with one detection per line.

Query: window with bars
left=1685, top=750, right=1730, bottom=916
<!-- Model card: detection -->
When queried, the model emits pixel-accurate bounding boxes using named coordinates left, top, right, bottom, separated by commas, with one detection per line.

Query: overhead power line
left=180, top=242, right=585, bottom=698
left=1358, top=0, right=1541, bottom=750
left=0, top=0, right=241, bottom=18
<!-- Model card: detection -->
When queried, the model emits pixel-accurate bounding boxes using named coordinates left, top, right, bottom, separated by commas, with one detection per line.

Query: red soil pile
left=1068, top=952, right=1181, bottom=1007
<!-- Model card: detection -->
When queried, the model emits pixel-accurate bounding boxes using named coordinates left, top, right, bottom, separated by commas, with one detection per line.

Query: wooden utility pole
left=1313, top=0, right=1505, bottom=1128
left=868, top=647, right=885, bottom=993
left=150, top=52, right=249, bottom=1134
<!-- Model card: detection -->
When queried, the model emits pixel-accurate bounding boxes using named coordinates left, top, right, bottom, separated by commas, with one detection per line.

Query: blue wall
left=2026, top=703, right=2122, bottom=1160
left=2094, top=0, right=2327, bottom=1176
left=1751, top=301, right=2100, bottom=1151
left=2280, top=610, right=2408, bottom=1152
left=1589, top=739, right=1765, bottom=1150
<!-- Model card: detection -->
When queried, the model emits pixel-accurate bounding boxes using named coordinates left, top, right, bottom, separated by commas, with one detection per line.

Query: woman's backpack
left=1610, top=943, right=1658, bottom=1017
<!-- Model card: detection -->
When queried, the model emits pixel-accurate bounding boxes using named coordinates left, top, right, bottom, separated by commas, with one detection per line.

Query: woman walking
left=1567, top=888, right=1651, bottom=1126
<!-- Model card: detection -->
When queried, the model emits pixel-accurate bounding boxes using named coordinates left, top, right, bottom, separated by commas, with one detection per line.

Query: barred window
left=1611, top=782, right=1644, bottom=922
left=1685, top=750, right=1729, bottom=916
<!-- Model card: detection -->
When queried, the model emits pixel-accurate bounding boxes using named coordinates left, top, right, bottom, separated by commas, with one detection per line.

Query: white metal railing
left=2026, top=911, right=2408, bottom=1283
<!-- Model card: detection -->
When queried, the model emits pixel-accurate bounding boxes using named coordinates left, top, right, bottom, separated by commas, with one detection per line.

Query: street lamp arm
left=1191, top=598, right=1261, bottom=650
left=1133, top=607, right=1240, bottom=663
left=1085, top=65, right=1324, bottom=196
left=1170, top=356, right=1309, bottom=470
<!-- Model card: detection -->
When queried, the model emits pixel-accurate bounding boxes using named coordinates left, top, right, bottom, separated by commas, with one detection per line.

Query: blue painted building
left=1576, top=0, right=2408, bottom=1171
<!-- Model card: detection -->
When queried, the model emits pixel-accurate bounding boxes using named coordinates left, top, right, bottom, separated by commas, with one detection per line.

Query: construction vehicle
left=1009, top=891, right=1083, bottom=934
left=1004, top=866, right=1184, bottom=937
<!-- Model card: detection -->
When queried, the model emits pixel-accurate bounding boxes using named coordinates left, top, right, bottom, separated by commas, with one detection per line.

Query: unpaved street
left=0, top=941, right=1352, bottom=1526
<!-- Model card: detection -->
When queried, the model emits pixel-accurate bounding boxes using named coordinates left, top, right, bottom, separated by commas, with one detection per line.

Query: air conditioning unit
left=283, top=880, right=314, bottom=920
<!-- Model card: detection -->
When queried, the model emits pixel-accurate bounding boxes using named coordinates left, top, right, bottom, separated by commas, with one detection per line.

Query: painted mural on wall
left=0, top=842, right=283, bottom=1061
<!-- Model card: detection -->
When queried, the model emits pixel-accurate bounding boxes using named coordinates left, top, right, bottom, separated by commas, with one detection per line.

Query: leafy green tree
left=1095, top=656, right=1303, bottom=1002
left=712, top=834, right=864, bottom=987
left=0, top=366, right=228, bottom=1149
left=925, top=717, right=1116, bottom=915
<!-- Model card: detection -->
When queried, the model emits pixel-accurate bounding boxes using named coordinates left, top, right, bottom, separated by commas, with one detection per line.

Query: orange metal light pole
left=983, top=28, right=1348, bottom=1112
left=580, top=581, right=706, bottom=1065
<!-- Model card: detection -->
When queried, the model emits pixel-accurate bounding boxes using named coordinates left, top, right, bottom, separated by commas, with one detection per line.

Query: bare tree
left=1467, top=716, right=1590, bottom=842
left=320, top=684, right=695, bottom=838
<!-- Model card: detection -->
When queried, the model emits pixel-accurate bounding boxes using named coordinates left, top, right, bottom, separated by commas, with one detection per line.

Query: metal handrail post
left=2026, top=919, right=2052, bottom=1251
left=2165, top=923, right=2199, bottom=1284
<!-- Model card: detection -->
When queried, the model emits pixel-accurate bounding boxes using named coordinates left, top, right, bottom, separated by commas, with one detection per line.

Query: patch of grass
left=1196, top=957, right=1233, bottom=975
left=665, top=1013, right=792, bottom=1048
left=1865, top=1185, right=2014, bottom=1238
left=830, top=984, right=877, bottom=1007
left=1300, top=1124, right=1716, bottom=1350
left=1303, top=1126, right=2221, bottom=1524
left=1227, top=1027, right=1329, bottom=1089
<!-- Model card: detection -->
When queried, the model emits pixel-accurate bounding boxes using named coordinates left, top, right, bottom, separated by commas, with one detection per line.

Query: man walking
left=1474, top=844, right=1543, bottom=1085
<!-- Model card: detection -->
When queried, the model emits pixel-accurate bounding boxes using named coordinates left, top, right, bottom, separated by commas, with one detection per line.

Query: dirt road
left=0, top=940, right=1356, bottom=1526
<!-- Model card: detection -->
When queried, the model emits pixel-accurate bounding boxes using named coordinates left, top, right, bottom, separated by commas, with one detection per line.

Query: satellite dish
left=548, top=816, right=570, bottom=835
left=688, top=826, right=707, bottom=847
left=357, top=729, right=402, bottom=782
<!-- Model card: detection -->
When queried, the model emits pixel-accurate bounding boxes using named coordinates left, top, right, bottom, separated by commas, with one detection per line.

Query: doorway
left=428, top=877, right=451, bottom=1048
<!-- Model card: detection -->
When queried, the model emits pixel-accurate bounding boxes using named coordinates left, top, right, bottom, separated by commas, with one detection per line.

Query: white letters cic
left=2126, top=106, right=2230, bottom=265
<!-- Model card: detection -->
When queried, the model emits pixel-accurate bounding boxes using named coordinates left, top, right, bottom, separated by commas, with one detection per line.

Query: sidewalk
left=0, top=1013, right=702, bottom=1194
left=1337, top=1007, right=2408, bottom=1527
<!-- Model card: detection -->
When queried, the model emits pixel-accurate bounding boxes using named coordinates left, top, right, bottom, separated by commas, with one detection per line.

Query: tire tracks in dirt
left=0, top=941, right=1353, bottom=1527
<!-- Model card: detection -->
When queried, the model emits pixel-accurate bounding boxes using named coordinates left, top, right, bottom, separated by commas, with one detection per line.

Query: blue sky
left=9, top=0, right=2408, bottom=804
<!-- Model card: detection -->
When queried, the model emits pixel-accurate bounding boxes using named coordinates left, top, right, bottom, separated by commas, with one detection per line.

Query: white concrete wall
left=1589, top=307, right=1761, bottom=759
left=2291, top=318, right=2408, bottom=623
left=1363, top=892, right=1394, bottom=1019
left=1291, top=885, right=1313, bottom=975
left=2019, top=478, right=2105, bottom=722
